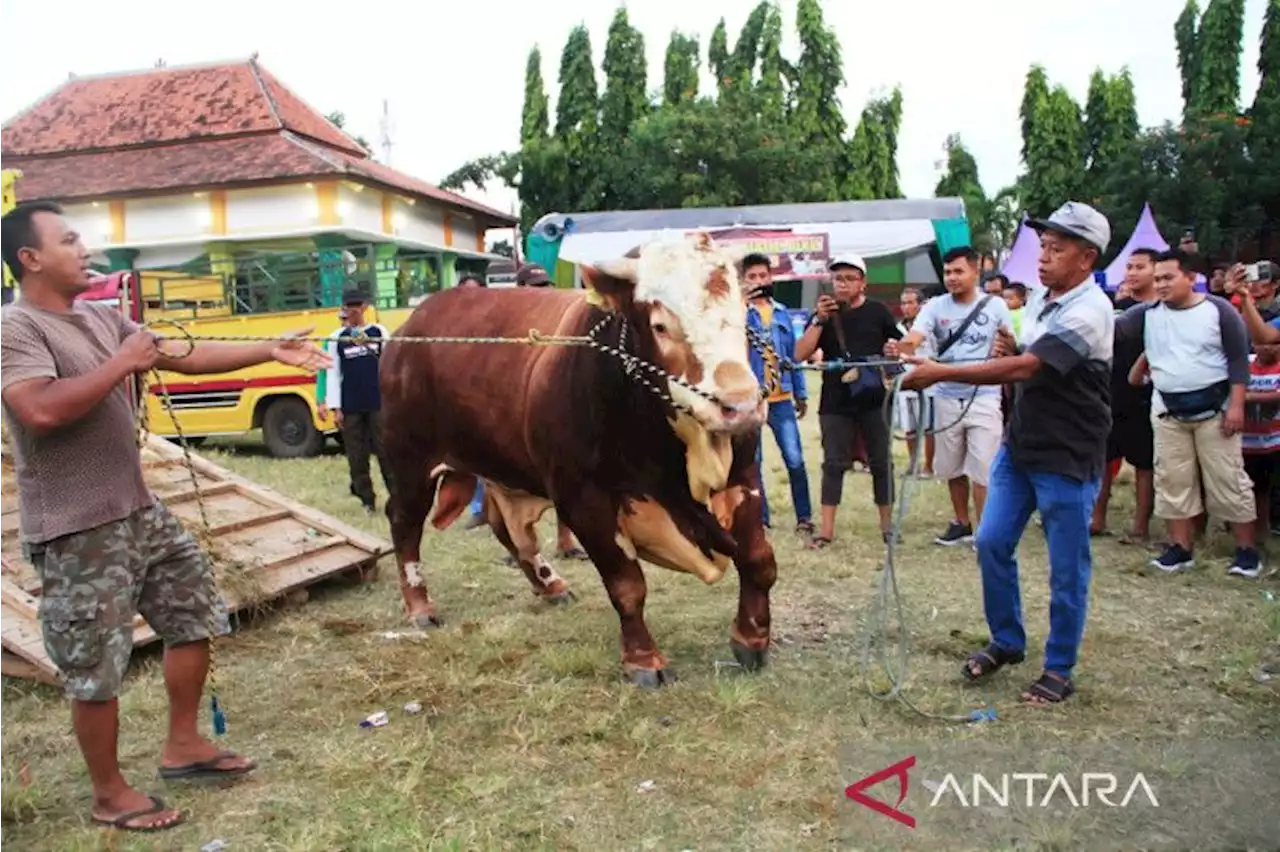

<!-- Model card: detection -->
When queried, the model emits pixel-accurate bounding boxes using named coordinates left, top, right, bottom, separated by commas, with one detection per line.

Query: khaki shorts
left=932, top=394, right=1003, bottom=486
left=1152, top=412, right=1256, bottom=523
left=28, top=502, right=229, bottom=701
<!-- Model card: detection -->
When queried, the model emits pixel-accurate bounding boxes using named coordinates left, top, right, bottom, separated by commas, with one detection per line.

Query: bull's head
left=581, top=232, right=765, bottom=435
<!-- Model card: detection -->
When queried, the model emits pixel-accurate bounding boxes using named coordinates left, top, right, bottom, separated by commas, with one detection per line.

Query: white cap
left=1027, top=201, right=1111, bottom=254
left=827, top=253, right=867, bottom=275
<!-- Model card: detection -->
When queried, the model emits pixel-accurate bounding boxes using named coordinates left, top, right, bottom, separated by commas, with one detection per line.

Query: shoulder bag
left=933, top=295, right=994, bottom=361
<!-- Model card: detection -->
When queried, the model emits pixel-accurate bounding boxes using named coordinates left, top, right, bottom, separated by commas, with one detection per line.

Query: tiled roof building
left=2, top=57, right=513, bottom=288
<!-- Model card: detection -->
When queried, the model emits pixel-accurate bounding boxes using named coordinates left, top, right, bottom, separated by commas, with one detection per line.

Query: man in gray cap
left=903, top=201, right=1116, bottom=706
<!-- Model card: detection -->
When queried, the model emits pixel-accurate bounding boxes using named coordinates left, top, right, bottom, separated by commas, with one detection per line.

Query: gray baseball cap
left=1027, top=201, right=1111, bottom=254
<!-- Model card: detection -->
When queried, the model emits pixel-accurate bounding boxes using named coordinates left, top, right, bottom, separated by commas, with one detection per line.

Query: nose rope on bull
left=745, top=323, right=1000, bottom=725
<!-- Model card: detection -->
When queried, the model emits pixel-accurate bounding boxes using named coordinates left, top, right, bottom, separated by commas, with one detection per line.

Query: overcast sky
left=0, top=0, right=1268, bottom=238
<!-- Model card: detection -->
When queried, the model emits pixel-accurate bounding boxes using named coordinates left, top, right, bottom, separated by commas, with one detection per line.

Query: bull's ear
left=581, top=259, right=638, bottom=312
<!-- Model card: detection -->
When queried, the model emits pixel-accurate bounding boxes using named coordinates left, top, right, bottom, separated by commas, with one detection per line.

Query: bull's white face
left=591, top=233, right=765, bottom=434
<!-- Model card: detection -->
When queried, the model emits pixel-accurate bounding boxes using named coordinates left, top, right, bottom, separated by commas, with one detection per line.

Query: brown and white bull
left=379, top=233, right=778, bottom=687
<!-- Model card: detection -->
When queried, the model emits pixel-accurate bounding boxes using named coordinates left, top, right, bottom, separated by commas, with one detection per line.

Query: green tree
left=709, top=19, right=730, bottom=93
left=1018, top=65, right=1049, bottom=164
left=1175, top=0, right=1202, bottom=116
left=662, top=31, right=700, bottom=106
left=756, top=2, right=786, bottom=124
left=555, top=25, right=602, bottom=212
left=1084, top=68, right=1139, bottom=182
left=1249, top=0, right=1280, bottom=218
left=1192, top=0, right=1246, bottom=117
left=555, top=25, right=599, bottom=138
left=601, top=8, right=648, bottom=141
left=1019, top=84, right=1085, bottom=216
left=791, top=0, right=846, bottom=201
left=521, top=47, right=550, bottom=143
left=846, top=88, right=904, bottom=199
left=934, top=134, right=991, bottom=250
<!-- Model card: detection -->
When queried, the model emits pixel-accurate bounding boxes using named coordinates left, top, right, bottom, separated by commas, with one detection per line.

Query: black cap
left=516, top=263, right=552, bottom=287
left=342, top=287, right=370, bottom=306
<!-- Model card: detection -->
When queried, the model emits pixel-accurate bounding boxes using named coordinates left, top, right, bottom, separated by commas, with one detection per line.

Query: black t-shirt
left=1110, top=296, right=1154, bottom=418
left=812, top=299, right=903, bottom=415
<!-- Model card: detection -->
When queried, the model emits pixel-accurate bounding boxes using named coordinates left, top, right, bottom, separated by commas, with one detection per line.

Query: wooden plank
left=148, top=477, right=234, bottom=503
left=2, top=651, right=58, bottom=686
left=1, top=434, right=393, bottom=684
left=208, top=508, right=293, bottom=537
left=180, top=453, right=391, bottom=556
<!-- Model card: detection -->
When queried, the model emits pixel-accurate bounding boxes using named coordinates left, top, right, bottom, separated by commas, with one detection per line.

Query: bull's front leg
left=729, top=480, right=776, bottom=671
left=386, top=455, right=442, bottom=629
left=558, top=487, right=674, bottom=689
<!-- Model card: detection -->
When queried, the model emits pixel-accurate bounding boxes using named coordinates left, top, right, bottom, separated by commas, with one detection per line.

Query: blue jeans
left=469, top=477, right=485, bottom=518
left=756, top=399, right=813, bottom=527
left=975, top=446, right=1101, bottom=678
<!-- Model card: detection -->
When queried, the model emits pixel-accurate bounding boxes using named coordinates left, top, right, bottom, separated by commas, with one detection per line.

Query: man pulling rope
left=1, top=201, right=330, bottom=833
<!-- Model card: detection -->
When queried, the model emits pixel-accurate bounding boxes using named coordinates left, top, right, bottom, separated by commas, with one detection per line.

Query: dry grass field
left=2, top=418, right=1277, bottom=851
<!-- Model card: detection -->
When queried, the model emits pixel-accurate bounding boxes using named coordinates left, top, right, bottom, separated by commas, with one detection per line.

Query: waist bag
left=1160, top=380, right=1230, bottom=423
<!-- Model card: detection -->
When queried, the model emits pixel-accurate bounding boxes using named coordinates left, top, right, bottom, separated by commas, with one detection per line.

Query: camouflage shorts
left=28, top=502, right=231, bottom=702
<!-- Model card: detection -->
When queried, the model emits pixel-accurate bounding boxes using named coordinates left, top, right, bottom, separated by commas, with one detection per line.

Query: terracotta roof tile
left=251, top=64, right=365, bottom=154
left=1, top=58, right=515, bottom=227
left=8, top=134, right=515, bottom=227
left=1, top=59, right=366, bottom=157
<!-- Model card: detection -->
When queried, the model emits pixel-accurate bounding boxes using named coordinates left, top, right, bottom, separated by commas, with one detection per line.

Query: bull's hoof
left=410, top=611, right=442, bottom=630
left=544, top=589, right=577, bottom=607
left=731, top=639, right=769, bottom=672
left=625, top=667, right=678, bottom=690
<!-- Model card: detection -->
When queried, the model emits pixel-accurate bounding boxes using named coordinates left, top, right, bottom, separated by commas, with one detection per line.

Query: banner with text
left=697, top=229, right=831, bottom=280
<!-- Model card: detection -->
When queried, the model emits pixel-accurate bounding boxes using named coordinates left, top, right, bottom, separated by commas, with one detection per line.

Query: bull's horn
left=594, top=257, right=640, bottom=282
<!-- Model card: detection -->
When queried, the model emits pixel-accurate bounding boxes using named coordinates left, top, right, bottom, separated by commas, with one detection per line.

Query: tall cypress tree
left=1175, top=0, right=1202, bottom=117
left=662, top=31, right=700, bottom=106
left=555, top=25, right=599, bottom=138
left=521, top=47, right=550, bottom=143
left=709, top=19, right=730, bottom=95
left=601, top=8, right=648, bottom=141
left=555, top=25, right=600, bottom=211
left=1249, top=0, right=1280, bottom=217
left=1192, top=0, right=1246, bottom=117
left=792, top=0, right=845, bottom=201
left=1019, top=65, right=1050, bottom=165
left=756, top=2, right=786, bottom=124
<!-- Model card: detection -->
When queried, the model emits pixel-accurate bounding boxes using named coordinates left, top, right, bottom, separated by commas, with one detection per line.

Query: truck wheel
left=262, top=397, right=324, bottom=458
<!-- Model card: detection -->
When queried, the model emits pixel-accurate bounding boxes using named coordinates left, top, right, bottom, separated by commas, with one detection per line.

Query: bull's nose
left=711, top=361, right=760, bottom=407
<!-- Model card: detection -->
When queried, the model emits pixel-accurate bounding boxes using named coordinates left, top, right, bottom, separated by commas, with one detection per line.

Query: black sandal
left=806, top=536, right=832, bottom=550
left=1022, top=671, right=1075, bottom=704
left=91, top=795, right=186, bottom=832
left=961, top=643, right=1026, bottom=682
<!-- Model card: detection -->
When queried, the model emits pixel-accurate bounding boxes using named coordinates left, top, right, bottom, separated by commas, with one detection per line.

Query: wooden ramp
left=1, top=435, right=392, bottom=685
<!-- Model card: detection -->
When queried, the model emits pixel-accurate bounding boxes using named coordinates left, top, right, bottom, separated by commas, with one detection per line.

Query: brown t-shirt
left=1, top=300, right=153, bottom=543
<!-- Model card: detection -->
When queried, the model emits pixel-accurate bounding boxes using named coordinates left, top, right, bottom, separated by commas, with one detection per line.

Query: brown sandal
left=1022, top=671, right=1075, bottom=704
left=962, top=643, right=1026, bottom=681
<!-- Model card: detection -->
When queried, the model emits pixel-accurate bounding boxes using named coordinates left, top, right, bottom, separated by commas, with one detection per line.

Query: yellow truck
left=2, top=169, right=421, bottom=456
left=75, top=270, right=413, bottom=457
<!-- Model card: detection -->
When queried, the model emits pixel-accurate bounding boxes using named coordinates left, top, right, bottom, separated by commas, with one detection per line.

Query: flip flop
left=91, top=794, right=185, bottom=832
left=158, top=751, right=257, bottom=783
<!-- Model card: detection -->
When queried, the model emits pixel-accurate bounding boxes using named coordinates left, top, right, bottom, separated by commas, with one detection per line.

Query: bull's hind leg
left=484, top=494, right=577, bottom=606
left=385, top=456, right=442, bottom=629
left=729, top=484, right=777, bottom=671
left=558, top=487, right=673, bottom=689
